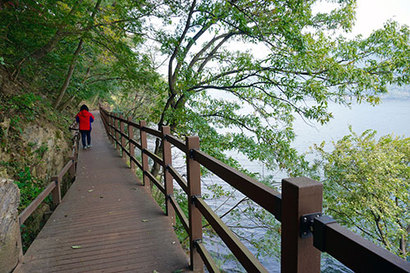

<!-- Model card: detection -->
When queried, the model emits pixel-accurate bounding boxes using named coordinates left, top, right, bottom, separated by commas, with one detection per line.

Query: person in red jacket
left=76, top=104, right=95, bottom=149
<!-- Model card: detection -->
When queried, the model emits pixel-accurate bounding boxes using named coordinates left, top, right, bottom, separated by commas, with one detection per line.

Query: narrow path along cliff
left=15, top=111, right=190, bottom=273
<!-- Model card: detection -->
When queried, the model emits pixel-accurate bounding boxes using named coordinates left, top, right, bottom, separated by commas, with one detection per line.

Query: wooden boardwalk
left=15, top=112, right=190, bottom=273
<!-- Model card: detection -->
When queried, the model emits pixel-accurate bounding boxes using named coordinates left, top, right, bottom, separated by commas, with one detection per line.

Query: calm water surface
left=201, top=98, right=410, bottom=272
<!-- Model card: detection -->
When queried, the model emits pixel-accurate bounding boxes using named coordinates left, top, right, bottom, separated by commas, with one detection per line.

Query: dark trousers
left=80, top=130, right=91, bottom=147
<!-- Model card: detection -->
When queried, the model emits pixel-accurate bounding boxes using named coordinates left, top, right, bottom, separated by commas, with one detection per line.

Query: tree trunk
left=150, top=138, right=162, bottom=178
left=53, top=39, right=84, bottom=109
left=53, top=0, right=102, bottom=109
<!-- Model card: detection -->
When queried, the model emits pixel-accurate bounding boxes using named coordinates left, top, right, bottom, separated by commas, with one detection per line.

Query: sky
left=351, top=0, right=410, bottom=36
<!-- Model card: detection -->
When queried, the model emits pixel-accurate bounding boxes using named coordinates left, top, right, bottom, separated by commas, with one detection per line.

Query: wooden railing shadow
left=99, top=107, right=409, bottom=273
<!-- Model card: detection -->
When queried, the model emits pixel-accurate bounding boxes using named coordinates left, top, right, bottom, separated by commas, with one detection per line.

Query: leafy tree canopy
left=140, top=0, right=410, bottom=173
left=311, top=128, right=409, bottom=258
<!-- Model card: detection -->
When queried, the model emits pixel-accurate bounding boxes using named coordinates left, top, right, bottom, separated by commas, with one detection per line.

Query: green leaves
left=146, top=0, right=410, bottom=180
left=312, top=128, right=409, bottom=257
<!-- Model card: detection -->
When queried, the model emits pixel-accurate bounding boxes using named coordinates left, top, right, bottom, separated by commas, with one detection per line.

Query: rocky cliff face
left=21, top=124, right=69, bottom=180
left=0, top=178, right=20, bottom=273
left=0, top=119, right=70, bottom=181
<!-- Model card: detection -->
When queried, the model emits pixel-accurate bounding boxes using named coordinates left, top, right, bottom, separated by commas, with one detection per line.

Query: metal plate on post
left=300, top=213, right=322, bottom=238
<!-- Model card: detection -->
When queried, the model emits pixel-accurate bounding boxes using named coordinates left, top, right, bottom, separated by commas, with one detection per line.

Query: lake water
left=198, top=98, right=410, bottom=272
left=147, top=98, right=409, bottom=272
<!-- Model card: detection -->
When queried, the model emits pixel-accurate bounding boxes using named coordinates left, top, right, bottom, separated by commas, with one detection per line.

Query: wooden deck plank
left=16, top=112, right=190, bottom=273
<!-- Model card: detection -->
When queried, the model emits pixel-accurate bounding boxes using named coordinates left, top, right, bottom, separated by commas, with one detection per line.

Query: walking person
left=76, top=104, right=94, bottom=149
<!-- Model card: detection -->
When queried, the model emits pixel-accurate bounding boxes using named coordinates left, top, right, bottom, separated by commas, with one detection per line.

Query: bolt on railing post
left=162, top=126, right=175, bottom=225
left=140, top=120, right=150, bottom=192
left=120, top=115, right=126, bottom=159
left=128, top=117, right=135, bottom=170
left=186, top=136, right=203, bottom=272
left=281, top=177, right=323, bottom=273
left=51, top=176, right=61, bottom=206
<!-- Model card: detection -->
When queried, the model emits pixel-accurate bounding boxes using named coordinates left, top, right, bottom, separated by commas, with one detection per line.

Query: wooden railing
left=18, top=122, right=80, bottom=226
left=99, top=107, right=410, bottom=273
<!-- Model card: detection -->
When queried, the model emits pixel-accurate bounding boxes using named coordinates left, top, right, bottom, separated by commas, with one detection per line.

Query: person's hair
left=80, top=104, right=89, bottom=111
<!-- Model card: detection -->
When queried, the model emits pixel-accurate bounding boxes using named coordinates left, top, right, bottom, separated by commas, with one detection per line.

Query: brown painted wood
left=51, top=176, right=61, bottom=206
left=169, top=195, right=189, bottom=233
left=120, top=115, right=126, bottom=159
left=16, top=112, right=190, bottom=273
left=314, top=220, right=410, bottom=272
left=194, top=197, right=267, bottom=273
left=162, top=126, right=176, bottom=225
left=186, top=136, right=203, bottom=272
left=281, top=177, right=322, bottom=273
left=19, top=182, right=56, bottom=225
left=165, top=134, right=187, bottom=153
left=192, top=150, right=282, bottom=220
left=140, top=120, right=150, bottom=192
left=194, top=241, right=220, bottom=273
left=128, top=117, right=135, bottom=171
left=167, top=165, right=188, bottom=194
left=142, top=126, right=162, bottom=138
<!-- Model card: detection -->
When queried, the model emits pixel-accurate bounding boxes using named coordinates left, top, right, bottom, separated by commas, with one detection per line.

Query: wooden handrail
left=141, top=126, right=162, bottom=138
left=144, top=170, right=166, bottom=195
left=169, top=195, right=189, bottom=232
left=129, top=138, right=142, bottom=151
left=100, top=106, right=410, bottom=273
left=56, top=160, right=73, bottom=181
left=18, top=121, right=79, bottom=226
left=194, top=196, right=267, bottom=273
left=19, top=182, right=56, bottom=225
left=313, top=217, right=410, bottom=272
left=165, top=134, right=187, bottom=153
left=194, top=240, right=221, bottom=273
left=142, top=148, right=164, bottom=166
left=192, top=149, right=282, bottom=221
left=167, top=165, right=188, bottom=194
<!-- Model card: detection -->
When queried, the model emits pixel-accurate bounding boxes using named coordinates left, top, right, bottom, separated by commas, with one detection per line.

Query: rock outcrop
left=0, top=178, right=21, bottom=273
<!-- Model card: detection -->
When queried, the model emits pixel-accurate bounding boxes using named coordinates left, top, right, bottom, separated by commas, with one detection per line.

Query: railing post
left=128, top=117, right=135, bottom=170
left=281, top=177, right=323, bottom=273
left=107, top=114, right=112, bottom=143
left=162, top=126, right=175, bottom=225
left=186, top=136, right=203, bottom=272
left=120, top=115, right=126, bottom=159
left=140, top=120, right=150, bottom=192
left=116, top=114, right=120, bottom=151
left=110, top=114, right=114, bottom=144
left=69, top=156, right=76, bottom=178
left=112, top=114, right=117, bottom=147
left=51, top=176, right=61, bottom=206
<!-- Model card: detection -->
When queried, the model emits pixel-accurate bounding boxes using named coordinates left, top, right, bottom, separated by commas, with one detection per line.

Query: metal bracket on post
left=166, top=194, right=174, bottom=200
left=300, top=212, right=322, bottom=238
left=189, top=149, right=195, bottom=159
left=193, top=239, right=203, bottom=247
left=191, top=194, right=202, bottom=204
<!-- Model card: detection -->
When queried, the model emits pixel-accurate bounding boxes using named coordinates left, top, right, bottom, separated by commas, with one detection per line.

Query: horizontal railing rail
left=99, top=106, right=410, bottom=273
left=18, top=182, right=56, bottom=225
left=313, top=216, right=409, bottom=272
left=192, top=149, right=282, bottom=221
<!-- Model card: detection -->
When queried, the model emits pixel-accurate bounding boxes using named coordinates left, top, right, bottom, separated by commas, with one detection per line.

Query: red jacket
left=76, top=110, right=95, bottom=131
